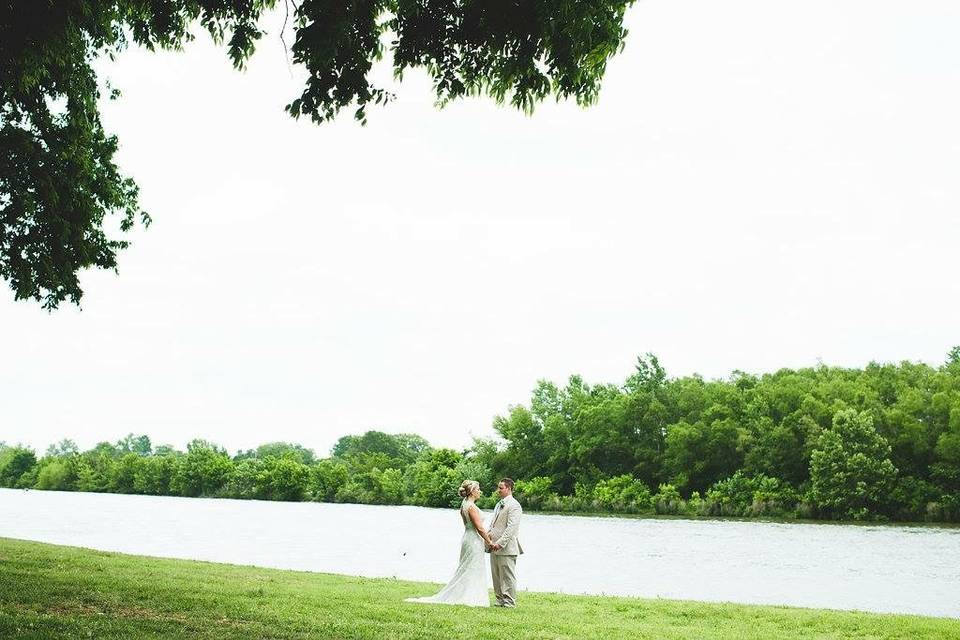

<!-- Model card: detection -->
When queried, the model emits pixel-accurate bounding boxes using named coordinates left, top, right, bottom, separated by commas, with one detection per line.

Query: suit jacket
left=487, top=495, right=523, bottom=556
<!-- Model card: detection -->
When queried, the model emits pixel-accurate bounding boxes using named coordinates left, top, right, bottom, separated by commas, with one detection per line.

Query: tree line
left=3, top=350, right=960, bottom=522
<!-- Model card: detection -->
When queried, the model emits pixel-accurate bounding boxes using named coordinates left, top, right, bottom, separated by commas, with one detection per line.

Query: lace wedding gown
left=405, top=500, right=489, bottom=607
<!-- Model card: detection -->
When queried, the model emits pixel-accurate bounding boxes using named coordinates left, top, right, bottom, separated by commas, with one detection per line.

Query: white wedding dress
left=405, top=500, right=489, bottom=607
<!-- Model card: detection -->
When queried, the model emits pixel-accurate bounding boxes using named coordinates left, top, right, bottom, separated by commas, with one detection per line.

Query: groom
left=486, top=477, right=523, bottom=607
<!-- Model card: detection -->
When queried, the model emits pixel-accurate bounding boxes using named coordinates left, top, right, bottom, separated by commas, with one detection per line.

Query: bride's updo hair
left=458, top=480, right=480, bottom=498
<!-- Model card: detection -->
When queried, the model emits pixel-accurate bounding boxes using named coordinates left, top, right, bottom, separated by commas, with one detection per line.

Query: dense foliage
left=4, top=350, right=960, bottom=523
left=1, top=0, right=634, bottom=307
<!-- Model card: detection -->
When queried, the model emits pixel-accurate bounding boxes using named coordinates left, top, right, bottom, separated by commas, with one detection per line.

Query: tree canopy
left=6, top=350, right=960, bottom=523
left=0, top=0, right=634, bottom=308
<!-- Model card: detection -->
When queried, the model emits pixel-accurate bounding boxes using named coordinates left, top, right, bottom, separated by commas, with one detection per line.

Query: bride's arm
left=467, top=504, right=493, bottom=545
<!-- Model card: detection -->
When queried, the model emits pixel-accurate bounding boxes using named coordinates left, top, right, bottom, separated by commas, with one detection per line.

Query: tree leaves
left=1, top=0, right=635, bottom=306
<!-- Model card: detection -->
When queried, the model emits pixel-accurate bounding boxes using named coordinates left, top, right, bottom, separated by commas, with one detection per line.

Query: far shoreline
left=4, top=487, right=960, bottom=530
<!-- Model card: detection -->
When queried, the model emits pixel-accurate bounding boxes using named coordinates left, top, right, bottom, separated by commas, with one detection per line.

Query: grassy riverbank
left=1, top=538, right=957, bottom=639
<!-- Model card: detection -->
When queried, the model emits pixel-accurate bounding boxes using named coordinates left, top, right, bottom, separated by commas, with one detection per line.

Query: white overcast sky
left=2, top=0, right=959, bottom=456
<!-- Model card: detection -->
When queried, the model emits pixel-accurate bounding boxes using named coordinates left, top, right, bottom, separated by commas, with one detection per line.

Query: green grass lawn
left=1, top=537, right=957, bottom=639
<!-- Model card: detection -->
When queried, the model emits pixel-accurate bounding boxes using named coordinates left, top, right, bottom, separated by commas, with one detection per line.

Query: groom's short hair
left=500, top=478, right=515, bottom=490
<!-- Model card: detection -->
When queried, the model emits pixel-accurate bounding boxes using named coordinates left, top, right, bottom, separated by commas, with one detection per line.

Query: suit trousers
left=490, top=554, right=518, bottom=606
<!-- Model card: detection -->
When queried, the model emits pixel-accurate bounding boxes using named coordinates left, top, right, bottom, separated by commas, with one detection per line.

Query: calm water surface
left=2, top=489, right=958, bottom=618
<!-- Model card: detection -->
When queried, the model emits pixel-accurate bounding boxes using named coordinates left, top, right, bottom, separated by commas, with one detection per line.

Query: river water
left=1, top=488, right=957, bottom=618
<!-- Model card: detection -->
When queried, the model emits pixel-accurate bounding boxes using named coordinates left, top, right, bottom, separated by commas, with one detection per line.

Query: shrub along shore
left=1, top=538, right=957, bottom=640
left=3, top=353, right=960, bottom=523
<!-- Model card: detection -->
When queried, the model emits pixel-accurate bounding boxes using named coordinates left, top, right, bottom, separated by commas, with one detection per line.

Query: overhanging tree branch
left=0, top=0, right=634, bottom=308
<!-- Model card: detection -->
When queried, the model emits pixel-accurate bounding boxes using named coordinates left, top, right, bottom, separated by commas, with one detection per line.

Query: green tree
left=226, top=458, right=262, bottom=499
left=404, top=448, right=462, bottom=507
left=115, top=434, right=152, bottom=456
left=932, top=404, right=960, bottom=492
left=706, top=471, right=794, bottom=516
left=743, top=416, right=815, bottom=486
left=45, top=439, right=79, bottom=457
left=567, top=396, right=638, bottom=485
left=249, top=442, right=316, bottom=465
left=367, top=468, right=405, bottom=505
left=331, top=431, right=429, bottom=467
left=809, top=409, right=899, bottom=519
left=947, top=346, right=960, bottom=366
left=2, top=1, right=633, bottom=307
left=169, top=439, right=233, bottom=497
left=14, top=350, right=960, bottom=523
left=0, top=446, right=37, bottom=487
left=132, top=453, right=179, bottom=495
left=653, top=482, right=682, bottom=514
left=110, top=453, right=140, bottom=493
left=663, top=414, right=744, bottom=494
left=255, top=454, right=311, bottom=501
left=74, top=442, right=119, bottom=492
left=454, top=451, right=495, bottom=499
left=624, top=353, right=667, bottom=394
left=493, top=405, right=548, bottom=481
left=513, top=476, right=557, bottom=510
left=35, top=459, right=74, bottom=491
left=309, top=459, right=350, bottom=502
left=592, top=474, right=651, bottom=512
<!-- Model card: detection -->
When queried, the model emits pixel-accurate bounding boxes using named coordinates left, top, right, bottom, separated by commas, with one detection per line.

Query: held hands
left=483, top=536, right=502, bottom=551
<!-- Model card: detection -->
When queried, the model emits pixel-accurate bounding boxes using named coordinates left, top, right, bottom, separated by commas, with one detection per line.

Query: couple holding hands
left=407, top=478, right=523, bottom=608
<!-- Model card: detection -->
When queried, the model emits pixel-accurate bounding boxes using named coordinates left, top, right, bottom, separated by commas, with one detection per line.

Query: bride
left=405, top=480, right=493, bottom=607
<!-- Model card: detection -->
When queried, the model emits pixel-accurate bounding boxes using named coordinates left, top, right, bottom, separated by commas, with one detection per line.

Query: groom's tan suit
left=486, top=495, right=523, bottom=607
